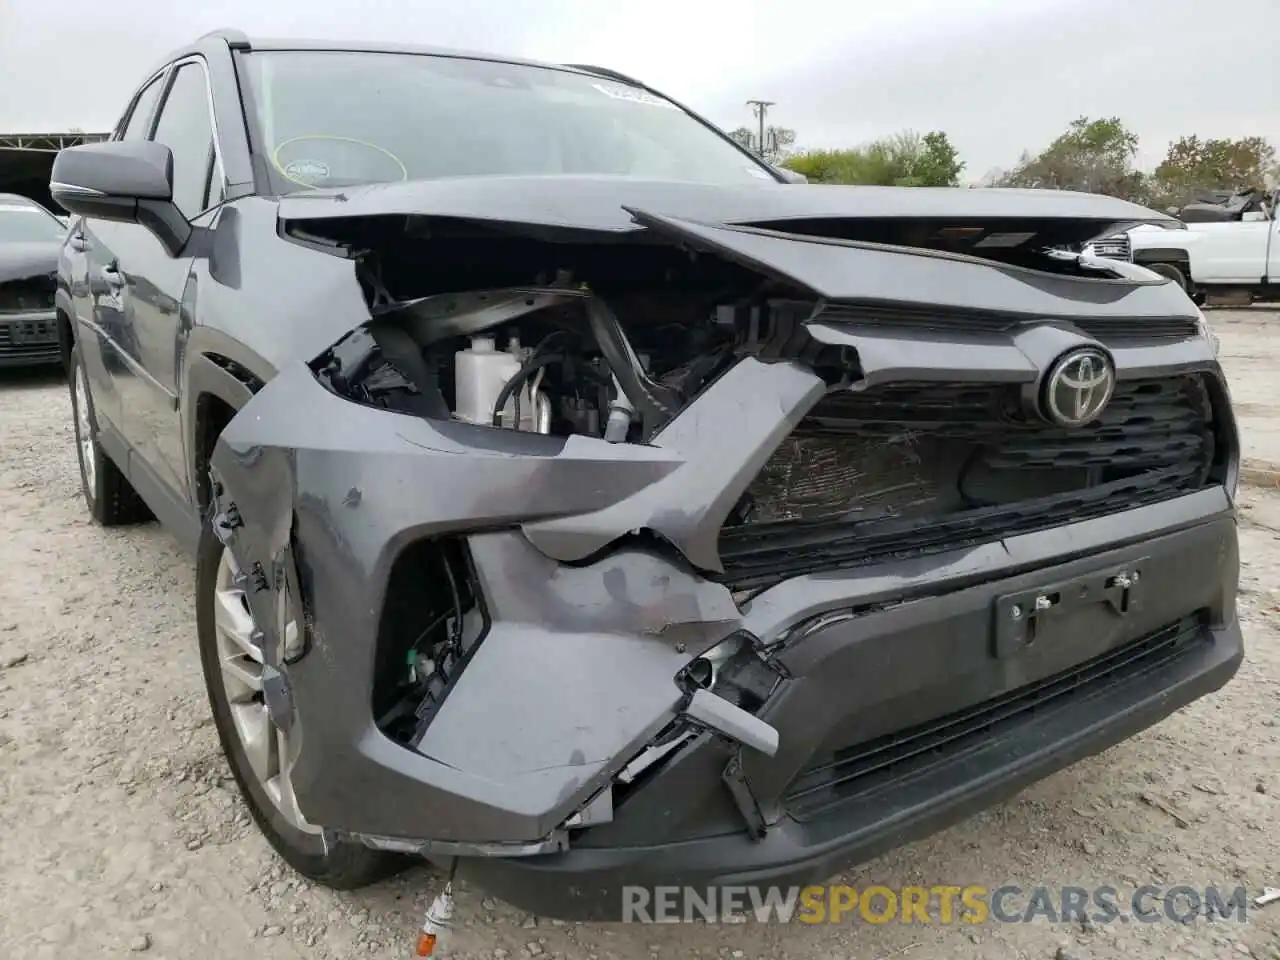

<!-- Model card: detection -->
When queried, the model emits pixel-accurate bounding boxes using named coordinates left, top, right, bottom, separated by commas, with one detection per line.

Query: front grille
left=0, top=317, right=57, bottom=343
left=1087, top=234, right=1133, bottom=263
left=0, top=317, right=60, bottom=362
left=815, top=302, right=1196, bottom=343
left=719, top=376, right=1216, bottom=590
left=783, top=616, right=1206, bottom=821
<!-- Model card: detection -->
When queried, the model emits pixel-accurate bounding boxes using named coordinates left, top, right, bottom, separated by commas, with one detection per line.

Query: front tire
left=1146, top=261, right=1190, bottom=292
left=68, top=342, right=152, bottom=526
left=196, top=515, right=403, bottom=889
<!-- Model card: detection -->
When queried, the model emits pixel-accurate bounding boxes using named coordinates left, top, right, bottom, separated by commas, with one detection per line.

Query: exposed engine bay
left=307, top=208, right=1155, bottom=451
left=320, top=280, right=741, bottom=447
left=304, top=214, right=809, bottom=450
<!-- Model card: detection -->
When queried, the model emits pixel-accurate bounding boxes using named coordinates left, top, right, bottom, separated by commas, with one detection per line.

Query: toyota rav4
left=49, top=29, right=1242, bottom=919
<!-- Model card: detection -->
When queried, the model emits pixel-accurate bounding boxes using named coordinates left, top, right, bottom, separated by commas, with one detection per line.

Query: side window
left=150, top=63, right=218, bottom=220
left=118, top=76, right=165, bottom=141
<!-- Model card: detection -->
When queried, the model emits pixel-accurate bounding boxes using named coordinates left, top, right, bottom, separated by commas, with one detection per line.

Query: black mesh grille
left=719, top=376, right=1216, bottom=590
left=783, top=616, right=1205, bottom=821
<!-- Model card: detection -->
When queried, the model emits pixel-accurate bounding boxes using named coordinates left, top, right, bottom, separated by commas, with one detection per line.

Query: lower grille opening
left=783, top=615, right=1207, bottom=821
left=719, top=375, right=1218, bottom=590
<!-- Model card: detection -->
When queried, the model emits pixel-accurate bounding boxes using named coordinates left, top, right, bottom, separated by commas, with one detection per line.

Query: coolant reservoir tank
left=454, top=335, right=529, bottom=428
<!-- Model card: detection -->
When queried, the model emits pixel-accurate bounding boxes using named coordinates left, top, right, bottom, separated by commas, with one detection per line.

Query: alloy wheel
left=212, top=547, right=319, bottom=835
left=73, top=363, right=96, bottom=493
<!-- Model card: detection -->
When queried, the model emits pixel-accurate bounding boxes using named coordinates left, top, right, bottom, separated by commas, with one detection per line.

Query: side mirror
left=773, top=165, right=808, bottom=184
left=1242, top=210, right=1267, bottom=222
left=50, top=141, right=191, bottom=256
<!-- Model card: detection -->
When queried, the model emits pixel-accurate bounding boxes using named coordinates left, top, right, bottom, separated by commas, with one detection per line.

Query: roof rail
left=197, top=27, right=251, bottom=49
left=563, top=63, right=642, bottom=86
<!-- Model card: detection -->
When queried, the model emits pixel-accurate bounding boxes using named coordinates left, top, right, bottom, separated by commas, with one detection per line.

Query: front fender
left=206, top=362, right=727, bottom=841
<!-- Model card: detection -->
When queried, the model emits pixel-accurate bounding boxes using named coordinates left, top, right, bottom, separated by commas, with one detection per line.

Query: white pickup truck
left=1086, top=189, right=1280, bottom=306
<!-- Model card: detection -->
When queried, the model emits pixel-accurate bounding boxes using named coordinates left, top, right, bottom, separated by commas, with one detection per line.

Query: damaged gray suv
left=50, top=29, right=1242, bottom=919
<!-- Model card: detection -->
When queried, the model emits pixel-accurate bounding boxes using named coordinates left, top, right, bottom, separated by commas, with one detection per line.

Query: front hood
left=0, top=241, right=60, bottom=286
left=276, top=175, right=1179, bottom=244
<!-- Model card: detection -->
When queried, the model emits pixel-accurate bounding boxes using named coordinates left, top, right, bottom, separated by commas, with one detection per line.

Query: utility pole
left=746, top=99, right=774, bottom=159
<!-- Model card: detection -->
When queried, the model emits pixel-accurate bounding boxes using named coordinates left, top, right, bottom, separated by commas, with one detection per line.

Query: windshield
left=241, top=50, right=778, bottom=191
left=0, top=203, right=65, bottom=243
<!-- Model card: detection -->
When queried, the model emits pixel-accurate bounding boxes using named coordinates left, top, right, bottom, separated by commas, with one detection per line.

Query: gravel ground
left=1214, top=310, right=1280, bottom=475
left=1, top=309, right=1278, bottom=960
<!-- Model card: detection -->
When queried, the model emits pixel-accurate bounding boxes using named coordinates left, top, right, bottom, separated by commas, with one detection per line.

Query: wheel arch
left=55, top=306, right=74, bottom=374
left=54, top=288, right=76, bottom=331
left=185, top=352, right=259, bottom=512
left=1133, top=247, right=1193, bottom=266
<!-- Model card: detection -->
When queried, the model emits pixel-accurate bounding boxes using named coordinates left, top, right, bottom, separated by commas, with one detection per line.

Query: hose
left=491, top=353, right=565, bottom=427
left=584, top=298, right=679, bottom=427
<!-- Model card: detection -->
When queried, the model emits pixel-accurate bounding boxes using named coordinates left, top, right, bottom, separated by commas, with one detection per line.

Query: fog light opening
left=677, top=631, right=784, bottom=714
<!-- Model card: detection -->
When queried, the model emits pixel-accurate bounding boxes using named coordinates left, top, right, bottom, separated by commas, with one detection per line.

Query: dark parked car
left=0, top=193, right=66, bottom=368
left=51, top=29, right=1242, bottom=920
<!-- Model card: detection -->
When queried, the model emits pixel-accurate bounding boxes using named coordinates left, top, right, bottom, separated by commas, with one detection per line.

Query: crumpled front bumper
left=209, top=317, right=1239, bottom=904
left=468, top=606, right=1240, bottom=920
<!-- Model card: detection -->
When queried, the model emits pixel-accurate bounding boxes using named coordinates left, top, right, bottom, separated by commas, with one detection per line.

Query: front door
left=74, top=72, right=168, bottom=439
left=1194, top=219, right=1273, bottom=284
left=111, top=60, right=225, bottom=503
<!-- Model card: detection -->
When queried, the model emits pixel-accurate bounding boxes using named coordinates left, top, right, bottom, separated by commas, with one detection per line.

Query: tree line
left=729, top=118, right=1279, bottom=209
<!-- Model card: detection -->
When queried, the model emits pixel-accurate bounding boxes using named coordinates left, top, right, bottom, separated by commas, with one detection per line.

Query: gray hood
left=276, top=175, right=1180, bottom=246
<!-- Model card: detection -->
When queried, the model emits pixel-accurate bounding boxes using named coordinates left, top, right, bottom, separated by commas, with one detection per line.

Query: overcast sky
left=1, top=0, right=1275, bottom=180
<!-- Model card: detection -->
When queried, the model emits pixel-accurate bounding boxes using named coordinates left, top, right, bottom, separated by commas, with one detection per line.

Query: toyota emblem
left=1041, top=347, right=1115, bottom=427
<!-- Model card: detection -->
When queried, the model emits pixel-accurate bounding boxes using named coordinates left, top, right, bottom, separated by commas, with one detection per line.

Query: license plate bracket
left=992, top=559, right=1146, bottom=659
